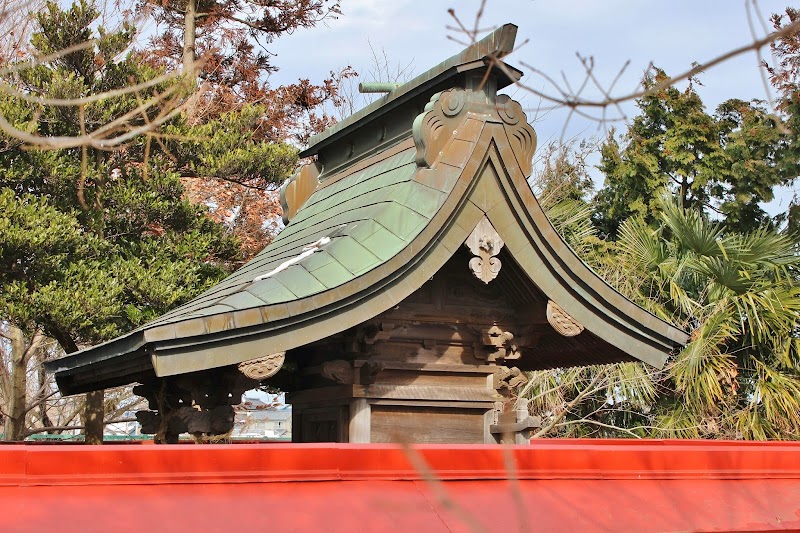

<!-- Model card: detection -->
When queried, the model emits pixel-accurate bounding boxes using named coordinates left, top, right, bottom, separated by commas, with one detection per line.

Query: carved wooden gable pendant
left=465, top=216, right=504, bottom=284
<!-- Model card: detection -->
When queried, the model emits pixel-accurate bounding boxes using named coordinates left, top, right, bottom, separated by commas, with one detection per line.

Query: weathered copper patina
left=47, top=24, right=688, bottom=444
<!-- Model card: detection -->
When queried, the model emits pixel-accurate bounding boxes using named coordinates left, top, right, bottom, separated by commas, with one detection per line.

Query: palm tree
left=528, top=195, right=800, bottom=440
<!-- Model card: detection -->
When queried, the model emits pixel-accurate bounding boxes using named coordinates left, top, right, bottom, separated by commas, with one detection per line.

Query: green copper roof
left=46, top=25, right=689, bottom=396
left=146, top=142, right=441, bottom=329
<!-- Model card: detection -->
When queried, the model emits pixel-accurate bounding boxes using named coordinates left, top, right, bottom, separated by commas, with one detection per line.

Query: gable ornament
left=546, top=301, right=584, bottom=337
left=413, top=88, right=467, bottom=167
left=465, top=216, right=504, bottom=284
left=496, top=94, right=537, bottom=177
left=237, top=351, right=286, bottom=380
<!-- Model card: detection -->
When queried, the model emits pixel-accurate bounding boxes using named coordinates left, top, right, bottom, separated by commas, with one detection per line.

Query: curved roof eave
left=45, top=108, right=489, bottom=385
left=151, top=119, right=688, bottom=375
left=47, top=90, right=689, bottom=392
left=474, top=125, right=689, bottom=368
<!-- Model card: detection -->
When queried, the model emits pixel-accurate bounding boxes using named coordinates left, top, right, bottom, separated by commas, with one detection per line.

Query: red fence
left=2, top=440, right=800, bottom=532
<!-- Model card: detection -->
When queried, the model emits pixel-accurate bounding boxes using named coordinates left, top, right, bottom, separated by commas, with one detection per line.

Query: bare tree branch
left=505, top=16, right=800, bottom=110
left=446, top=5, right=800, bottom=132
left=531, top=367, right=608, bottom=439
left=23, top=417, right=137, bottom=438
left=553, top=418, right=645, bottom=439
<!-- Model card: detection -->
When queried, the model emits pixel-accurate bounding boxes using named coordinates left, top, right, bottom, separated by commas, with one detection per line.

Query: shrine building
left=46, top=24, right=688, bottom=444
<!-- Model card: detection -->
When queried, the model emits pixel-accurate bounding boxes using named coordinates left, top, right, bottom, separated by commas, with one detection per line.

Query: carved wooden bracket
left=137, top=405, right=235, bottom=437
left=546, top=300, right=585, bottom=337
left=360, top=322, right=395, bottom=345
left=280, top=161, right=321, bottom=224
left=465, top=217, right=504, bottom=284
left=473, top=325, right=520, bottom=362
left=360, top=360, right=386, bottom=385
left=413, top=88, right=467, bottom=167
left=345, top=323, right=396, bottom=354
left=237, top=352, right=286, bottom=380
left=493, top=366, right=528, bottom=392
left=321, top=359, right=354, bottom=384
left=496, top=94, right=537, bottom=177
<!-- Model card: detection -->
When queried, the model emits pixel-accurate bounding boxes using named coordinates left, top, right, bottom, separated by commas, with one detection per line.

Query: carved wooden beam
left=360, top=322, right=396, bottom=345
left=473, top=325, right=520, bottom=362
left=492, top=366, right=528, bottom=392
left=360, top=360, right=386, bottom=385
left=321, top=359, right=354, bottom=384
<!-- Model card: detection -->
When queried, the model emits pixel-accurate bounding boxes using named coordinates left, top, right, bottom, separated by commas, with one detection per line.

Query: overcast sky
left=269, top=0, right=796, bottom=211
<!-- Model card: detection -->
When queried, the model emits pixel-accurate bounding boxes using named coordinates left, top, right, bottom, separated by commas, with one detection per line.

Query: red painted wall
left=2, top=440, right=799, bottom=532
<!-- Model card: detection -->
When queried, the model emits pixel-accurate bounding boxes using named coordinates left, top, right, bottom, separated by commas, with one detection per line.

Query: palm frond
left=603, top=362, right=658, bottom=408
left=669, top=309, right=740, bottom=410
left=544, top=198, right=597, bottom=257
left=750, top=358, right=800, bottom=435
left=658, top=195, right=725, bottom=258
left=730, top=286, right=800, bottom=345
left=653, top=403, right=704, bottom=439
left=732, top=409, right=775, bottom=440
left=615, top=216, right=668, bottom=274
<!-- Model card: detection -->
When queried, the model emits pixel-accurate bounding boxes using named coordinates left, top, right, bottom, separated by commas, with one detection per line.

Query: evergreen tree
left=0, top=1, right=241, bottom=440
left=593, top=69, right=796, bottom=238
left=531, top=52, right=800, bottom=440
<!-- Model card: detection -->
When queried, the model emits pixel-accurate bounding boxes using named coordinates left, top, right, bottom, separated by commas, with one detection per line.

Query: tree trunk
left=37, top=362, right=53, bottom=433
left=681, top=177, right=689, bottom=209
left=183, top=0, right=197, bottom=77
left=4, top=325, right=27, bottom=441
left=51, top=325, right=105, bottom=445
left=83, top=390, right=104, bottom=445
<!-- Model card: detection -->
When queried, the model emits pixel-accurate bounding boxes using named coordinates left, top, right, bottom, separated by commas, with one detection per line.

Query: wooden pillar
left=515, top=399, right=532, bottom=445
left=348, top=398, right=370, bottom=443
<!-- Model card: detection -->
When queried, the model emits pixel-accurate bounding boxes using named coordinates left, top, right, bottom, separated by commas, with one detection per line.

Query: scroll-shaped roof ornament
left=280, top=162, right=320, bottom=224
left=496, top=94, right=537, bottom=177
left=413, top=88, right=467, bottom=168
